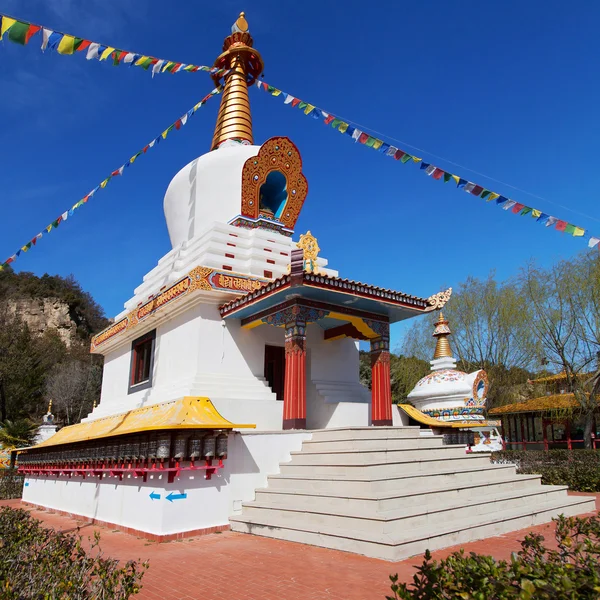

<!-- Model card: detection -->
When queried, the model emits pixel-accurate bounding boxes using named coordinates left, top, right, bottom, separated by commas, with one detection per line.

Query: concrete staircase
left=229, top=427, right=596, bottom=561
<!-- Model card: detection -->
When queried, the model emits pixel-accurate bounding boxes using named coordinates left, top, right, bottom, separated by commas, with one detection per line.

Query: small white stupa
left=35, top=401, right=57, bottom=444
left=400, top=313, right=503, bottom=451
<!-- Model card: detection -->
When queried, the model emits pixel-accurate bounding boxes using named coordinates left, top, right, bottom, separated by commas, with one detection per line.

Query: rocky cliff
left=7, top=298, right=78, bottom=348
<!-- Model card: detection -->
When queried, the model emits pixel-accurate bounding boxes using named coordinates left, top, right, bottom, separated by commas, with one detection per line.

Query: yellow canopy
left=22, top=397, right=255, bottom=451
left=398, top=404, right=496, bottom=428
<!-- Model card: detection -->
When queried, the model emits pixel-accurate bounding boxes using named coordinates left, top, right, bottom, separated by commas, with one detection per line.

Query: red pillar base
left=283, top=418, right=307, bottom=430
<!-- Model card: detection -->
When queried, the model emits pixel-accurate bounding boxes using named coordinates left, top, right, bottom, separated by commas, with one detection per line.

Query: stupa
left=399, top=313, right=503, bottom=451
left=15, top=14, right=593, bottom=555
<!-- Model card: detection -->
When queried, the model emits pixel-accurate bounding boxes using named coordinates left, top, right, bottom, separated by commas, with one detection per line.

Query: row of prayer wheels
left=18, top=430, right=228, bottom=466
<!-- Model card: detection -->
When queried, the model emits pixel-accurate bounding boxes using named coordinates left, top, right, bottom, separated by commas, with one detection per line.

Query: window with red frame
left=128, top=330, right=155, bottom=393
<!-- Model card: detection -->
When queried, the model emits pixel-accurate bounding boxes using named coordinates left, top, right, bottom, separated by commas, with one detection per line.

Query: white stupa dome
left=163, top=142, right=261, bottom=248
left=408, top=369, right=471, bottom=402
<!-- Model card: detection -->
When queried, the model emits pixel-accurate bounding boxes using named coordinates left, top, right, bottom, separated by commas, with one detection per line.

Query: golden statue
left=296, top=231, right=321, bottom=274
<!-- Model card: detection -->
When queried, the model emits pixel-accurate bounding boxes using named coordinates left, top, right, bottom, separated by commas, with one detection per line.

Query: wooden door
left=264, top=345, right=285, bottom=401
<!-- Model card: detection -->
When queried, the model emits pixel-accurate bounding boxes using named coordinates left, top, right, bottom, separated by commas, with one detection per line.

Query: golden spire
left=210, top=12, right=264, bottom=150
left=47, top=399, right=52, bottom=414
left=432, top=312, right=453, bottom=359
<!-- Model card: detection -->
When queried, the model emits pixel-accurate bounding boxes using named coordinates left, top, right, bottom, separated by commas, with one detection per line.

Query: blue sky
left=1, top=0, right=599, bottom=350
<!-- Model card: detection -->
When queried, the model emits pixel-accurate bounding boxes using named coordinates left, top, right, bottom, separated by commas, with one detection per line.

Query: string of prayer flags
left=0, top=86, right=222, bottom=271
left=256, top=80, right=599, bottom=251
left=0, top=12, right=227, bottom=78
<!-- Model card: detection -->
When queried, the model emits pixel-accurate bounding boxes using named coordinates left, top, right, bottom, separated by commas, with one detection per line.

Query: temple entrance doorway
left=264, top=345, right=285, bottom=400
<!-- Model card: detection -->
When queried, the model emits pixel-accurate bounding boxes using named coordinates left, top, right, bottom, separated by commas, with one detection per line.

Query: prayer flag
left=86, top=42, right=100, bottom=60
left=123, top=52, right=136, bottom=64
left=432, top=168, right=444, bottom=180
left=378, top=142, right=390, bottom=153
left=304, top=104, right=315, bottom=115
left=77, top=40, right=91, bottom=52
left=564, top=224, right=576, bottom=235
left=41, top=28, right=53, bottom=50
left=298, top=101, right=307, bottom=110
left=372, top=139, right=383, bottom=150
left=546, top=216, right=558, bottom=227
left=496, top=196, right=508, bottom=205
left=470, top=185, right=484, bottom=196
left=100, top=46, right=115, bottom=60
left=152, top=59, right=165, bottom=76
left=424, top=165, right=436, bottom=175
left=443, top=172, right=452, bottom=183
left=401, top=153, right=412, bottom=164
left=464, top=182, right=476, bottom=193
left=502, top=200, right=517, bottom=210
left=352, top=129, right=362, bottom=142
left=487, top=192, right=500, bottom=202
left=47, top=31, right=62, bottom=50
left=520, top=207, right=532, bottom=216
left=7, top=20, right=35, bottom=45
left=338, top=122, right=349, bottom=134
left=531, top=209, right=541, bottom=218
left=291, top=98, right=301, bottom=108
left=589, top=237, right=600, bottom=248
left=555, top=220, right=568, bottom=231
left=573, top=227, right=585, bottom=237
left=511, top=203, right=525, bottom=213
left=537, top=213, right=549, bottom=224
left=0, top=16, right=16, bottom=39
left=284, top=94, right=294, bottom=105
left=451, top=175, right=460, bottom=185
left=480, top=190, right=491, bottom=199
left=57, top=34, right=76, bottom=55
left=457, top=179, right=468, bottom=189
left=365, top=137, right=376, bottom=148
left=358, top=133, right=369, bottom=144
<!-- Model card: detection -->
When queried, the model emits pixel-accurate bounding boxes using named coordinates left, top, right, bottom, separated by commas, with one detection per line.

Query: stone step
left=240, top=485, right=571, bottom=533
left=266, top=464, right=521, bottom=495
left=308, top=427, right=421, bottom=441
left=230, top=495, right=596, bottom=562
left=279, top=453, right=492, bottom=478
left=300, top=436, right=445, bottom=452
left=254, top=473, right=545, bottom=512
left=288, top=445, right=466, bottom=466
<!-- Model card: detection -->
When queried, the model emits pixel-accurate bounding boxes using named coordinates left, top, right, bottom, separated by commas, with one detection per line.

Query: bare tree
left=46, top=361, right=91, bottom=425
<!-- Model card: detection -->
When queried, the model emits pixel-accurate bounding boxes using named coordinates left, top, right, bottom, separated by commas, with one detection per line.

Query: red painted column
left=370, top=325, right=392, bottom=426
left=283, top=319, right=307, bottom=430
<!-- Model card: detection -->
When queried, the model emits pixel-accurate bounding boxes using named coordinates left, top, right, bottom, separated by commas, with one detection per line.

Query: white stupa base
left=22, top=430, right=311, bottom=539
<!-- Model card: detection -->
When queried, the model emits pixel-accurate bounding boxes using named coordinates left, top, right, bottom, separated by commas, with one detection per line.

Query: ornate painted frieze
left=91, top=266, right=267, bottom=351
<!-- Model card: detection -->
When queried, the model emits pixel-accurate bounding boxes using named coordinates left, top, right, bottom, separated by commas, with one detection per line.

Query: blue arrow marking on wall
left=149, top=491, right=161, bottom=501
left=166, top=492, right=187, bottom=502
left=24, top=482, right=29, bottom=487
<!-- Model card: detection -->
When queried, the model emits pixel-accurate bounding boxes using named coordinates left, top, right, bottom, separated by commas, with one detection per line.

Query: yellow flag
left=573, top=227, right=585, bottom=237
left=100, top=178, right=110, bottom=189
left=532, top=209, right=541, bottom=218
left=272, top=89, right=282, bottom=97
left=451, top=175, right=460, bottom=185
left=161, top=129, right=169, bottom=139
left=338, top=122, right=349, bottom=133
left=135, top=55, right=149, bottom=66
left=487, top=192, right=500, bottom=202
left=412, top=157, right=422, bottom=163
left=0, top=16, right=16, bottom=39
left=372, top=139, right=383, bottom=150
left=304, top=104, right=315, bottom=115
left=57, top=34, right=76, bottom=55
left=100, top=46, right=115, bottom=61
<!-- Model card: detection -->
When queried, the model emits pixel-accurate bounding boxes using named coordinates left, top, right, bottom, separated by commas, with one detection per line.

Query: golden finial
left=432, top=311, right=453, bottom=359
left=232, top=12, right=249, bottom=33
left=210, top=13, right=264, bottom=150
left=47, top=399, right=52, bottom=414
left=297, top=231, right=321, bottom=273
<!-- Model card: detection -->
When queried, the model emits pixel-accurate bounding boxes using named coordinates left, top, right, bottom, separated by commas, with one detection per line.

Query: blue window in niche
left=259, top=171, right=288, bottom=219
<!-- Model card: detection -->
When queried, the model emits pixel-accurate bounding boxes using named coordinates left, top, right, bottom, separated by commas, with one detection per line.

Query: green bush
left=0, top=470, right=24, bottom=499
left=0, top=507, right=147, bottom=599
left=491, top=449, right=600, bottom=492
left=388, top=513, right=600, bottom=599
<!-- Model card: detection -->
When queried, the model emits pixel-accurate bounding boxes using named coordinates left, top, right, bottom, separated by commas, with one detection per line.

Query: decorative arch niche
left=240, top=137, right=308, bottom=231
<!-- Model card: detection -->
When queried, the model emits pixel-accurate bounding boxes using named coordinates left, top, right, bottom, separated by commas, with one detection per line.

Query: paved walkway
left=2, top=493, right=598, bottom=600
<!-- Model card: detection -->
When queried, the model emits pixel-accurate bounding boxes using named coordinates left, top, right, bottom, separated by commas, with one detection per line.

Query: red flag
left=291, top=98, right=301, bottom=108
left=470, top=185, right=484, bottom=196
left=358, top=133, right=369, bottom=144
left=393, top=150, right=406, bottom=161
left=174, top=119, right=182, bottom=130
left=432, top=168, right=444, bottom=180
left=77, top=40, right=91, bottom=52
left=24, top=24, right=41, bottom=44
left=555, top=220, right=568, bottom=231
left=324, top=114, right=335, bottom=125
left=511, top=203, right=525, bottom=214
left=5, top=257, right=14, bottom=265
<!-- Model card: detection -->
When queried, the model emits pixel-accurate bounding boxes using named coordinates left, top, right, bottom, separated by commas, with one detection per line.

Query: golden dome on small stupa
left=432, top=312, right=453, bottom=359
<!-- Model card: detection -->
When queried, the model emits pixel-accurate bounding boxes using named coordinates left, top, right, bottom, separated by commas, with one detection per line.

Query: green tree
left=0, top=419, right=38, bottom=449
left=520, top=253, right=600, bottom=448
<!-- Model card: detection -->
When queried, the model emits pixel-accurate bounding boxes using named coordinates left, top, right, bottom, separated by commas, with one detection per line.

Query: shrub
left=491, top=449, right=600, bottom=492
left=0, top=507, right=147, bottom=599
left=0, top=470, right=24, bottom=499
left=388, top=513, right=600, bottom=599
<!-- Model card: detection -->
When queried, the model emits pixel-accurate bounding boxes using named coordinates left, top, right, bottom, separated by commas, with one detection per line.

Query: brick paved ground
left=2, top=493, right=598, bottom=600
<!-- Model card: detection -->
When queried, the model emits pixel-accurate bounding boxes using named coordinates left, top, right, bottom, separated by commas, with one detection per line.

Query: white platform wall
left=22, top=431, right=310, bottom=536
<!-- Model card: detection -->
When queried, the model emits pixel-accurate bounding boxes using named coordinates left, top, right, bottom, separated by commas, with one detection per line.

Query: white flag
left=41, top=28, right=53, bottom=51
left=352, top=129, right=362, bottom=142
left=425, top=165, right=436, bottom=176
left=181, top=114, right=188, bottom=126
left=464, top=182, right=476, bottom=193
left=123, top=53, right=136, bottom=64
left=284, top=94, right=294, bottom=104
left=589, top=237, right=600, bottom=248
left=152, top=60, right=165, bottom=77
left=86, top=43, right=100, bottom=60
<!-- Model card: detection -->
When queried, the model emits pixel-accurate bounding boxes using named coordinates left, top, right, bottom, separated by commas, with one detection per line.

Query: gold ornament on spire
left=210, top=12, right=264, bottom=150
left=47, top=399, right=52, bottom=414
left=432, top=312, right=453, bottom=359
left=296, top=231, right=321, bottom=273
